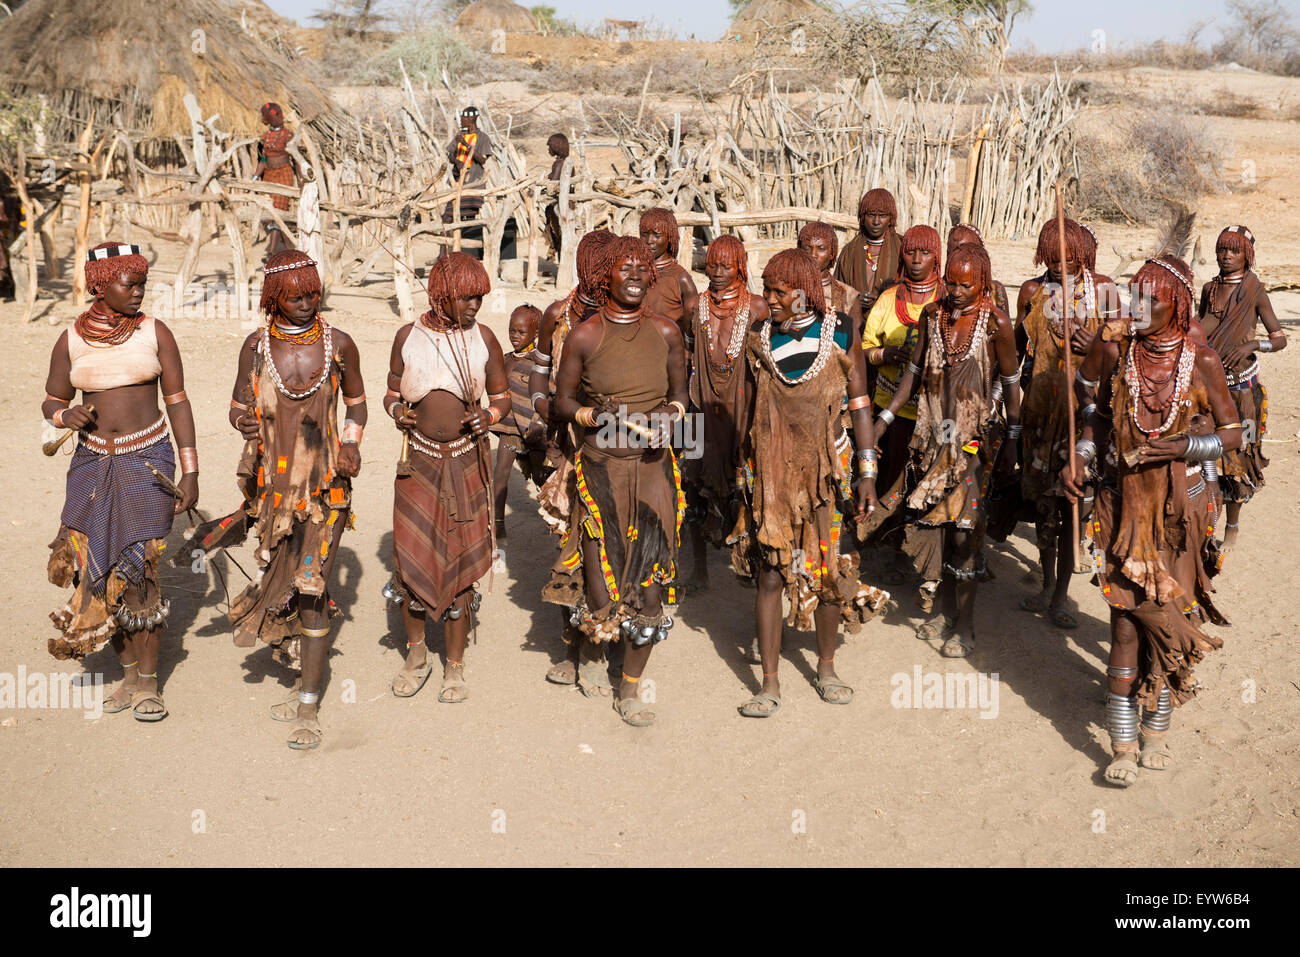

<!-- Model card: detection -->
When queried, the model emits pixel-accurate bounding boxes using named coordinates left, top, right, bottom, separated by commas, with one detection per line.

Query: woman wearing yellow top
left=862, top=225, right=943, bottom=585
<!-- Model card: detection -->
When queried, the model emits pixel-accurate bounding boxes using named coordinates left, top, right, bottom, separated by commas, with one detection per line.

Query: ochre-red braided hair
left=945, top=243, right=993, bottom=309
left=425, top=251, right=490, bottom=321
left=762, top=248, right=826, bottom=316
left=858, top=188, right=898, bottom=228
left=899, top=224, right=942, bottom=282
left=260, top=249, right=322, bottom=319
left=638, top=207, right=680, bottom=257
left=1033, top=217, right=1089, bottom=269
left=706, top=234, right=749, bottom=284
left=797, top=221, right=839, bottom=263
left=600, top=236, right=656, bottom=308
left=1215, top=227, right=1255, bottom=269
left=1131, top=257, right=1194, bottom=335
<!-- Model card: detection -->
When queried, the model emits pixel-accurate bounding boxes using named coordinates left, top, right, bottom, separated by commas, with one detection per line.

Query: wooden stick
left=72, top=116, right=96, bottom=304
left=14, top=143, right=38, bottom=323
left=42, top=404, right=95, bottom=456
left=1055, top=181, right=1081, bottom=568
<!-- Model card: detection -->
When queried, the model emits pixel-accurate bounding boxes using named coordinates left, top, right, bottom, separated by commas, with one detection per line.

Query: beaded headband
left=1144, top=257, right=1195, bottom=298
left=954, top=223, right=982, bottom=240
left=461, top=106, right=479, bottom=117
left=87, top=244, right=142, bottom=261
left=1079, top=222, right=1098, bottom=243
left=265, top=258, right=318, bottom=275
left=1221, top=225, right=1255, bottom=246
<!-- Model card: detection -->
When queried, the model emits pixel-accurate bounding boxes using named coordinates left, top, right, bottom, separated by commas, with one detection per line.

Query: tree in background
left=1217, top=0, right=1299, bottom=64
left=914, top=0, right=1033, bottom=71
left=311, top=0, right=391, bottom=38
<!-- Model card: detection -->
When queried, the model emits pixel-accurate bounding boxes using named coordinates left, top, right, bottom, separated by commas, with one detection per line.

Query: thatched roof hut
left=727, top=0, right=829, bottom=40
left=456, top=0, right=539, bottom=35
left=0, top=0, right=348, bottom=149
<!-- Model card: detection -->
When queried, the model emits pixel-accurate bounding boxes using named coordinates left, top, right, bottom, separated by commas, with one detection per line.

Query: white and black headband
left=87, top=244, right=142, bottom=262
left=1221, top=225, right=1256, bottom=246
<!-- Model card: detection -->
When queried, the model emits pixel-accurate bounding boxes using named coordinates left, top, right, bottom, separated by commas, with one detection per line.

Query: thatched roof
left=0, top=0, right=347, bottom=146
left=728, top=0, right=829, bottom=39
left=456, top=0, right=538, bottom=35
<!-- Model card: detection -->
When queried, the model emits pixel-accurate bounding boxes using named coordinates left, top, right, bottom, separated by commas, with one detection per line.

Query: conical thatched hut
left=456, top=0, right=539, bottom=35
left=0, top=0, right=348, bottom=150
left=727, top=0, right=829, bottom=41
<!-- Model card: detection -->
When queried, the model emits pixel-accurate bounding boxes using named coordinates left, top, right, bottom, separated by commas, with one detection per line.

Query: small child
left=491, top=304, right=551, bottom=540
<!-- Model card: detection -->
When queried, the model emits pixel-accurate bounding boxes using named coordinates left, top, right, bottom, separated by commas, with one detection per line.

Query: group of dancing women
left=42, top=190, right=1284, bottom=785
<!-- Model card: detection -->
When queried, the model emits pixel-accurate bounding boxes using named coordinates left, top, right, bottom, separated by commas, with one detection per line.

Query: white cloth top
left=400, top=321, right=489, bottom=404
left=67, top=317, right=162, bottom=392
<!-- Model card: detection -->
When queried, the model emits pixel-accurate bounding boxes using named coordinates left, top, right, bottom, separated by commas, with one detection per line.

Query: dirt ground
left=2, top=66, right=1299, bottom=868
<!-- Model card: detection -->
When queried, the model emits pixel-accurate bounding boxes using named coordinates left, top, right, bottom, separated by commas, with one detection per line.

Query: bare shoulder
left=392, top=323, right=415, bottom=349
left=332, top=327, right=358, bottom=350
left=749, top=294, right=770, bottom=320
left=1019, top=276, right=1043, bottom=299
left=240, top=330, right=260, bottom=351
left=649, top=311, right=683, bottom=345
left=477, top=322, right=504, bottom=352
left=989, top=305, right=1015, bottom=335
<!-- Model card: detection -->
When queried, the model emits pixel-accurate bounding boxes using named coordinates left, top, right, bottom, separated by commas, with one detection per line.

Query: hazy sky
left=265, top=0, right=1237, bottom=50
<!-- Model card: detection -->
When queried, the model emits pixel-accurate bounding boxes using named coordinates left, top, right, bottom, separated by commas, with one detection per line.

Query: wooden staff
left=1055, top=182, right=1081, bottom=567
left=42, top=404, right=95, bottom=456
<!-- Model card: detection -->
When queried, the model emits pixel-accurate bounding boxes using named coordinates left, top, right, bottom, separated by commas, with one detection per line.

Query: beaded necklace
left=261, top=320, right=333, bottom=400
left=1125, top=336, right=1195, bottom=437
left=761, top=310, right=837, bottom=386
left=269, top=316, right=322, bottom=345
left=75, top=303, right=144, bottom=347
left=697, top=289, right=750, bottom=375
left=935, top=303, right=989, bottom=365
left=1046, top=269, right=1095, bottom=338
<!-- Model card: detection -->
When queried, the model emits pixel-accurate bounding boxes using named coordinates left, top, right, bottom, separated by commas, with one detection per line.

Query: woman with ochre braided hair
left=860, top=224, right=945, bottom=582
left=834, top=188, right=903, bottom=315
left=946, top=224, right=1009, bottom=315
left=386, top=252, right=510, bottom=706
left=219, top=250, right=365, bottom=750
left=255, top=102, right=298, bottom=259
left=730, top=248, right=888, bottom=717
left=542, top=236, right=688, bottom=727
left=43, top=242, right=199, bottom=722
left=680, top=235, right=769, bottom=590
left=530, top=229, right=617, bottom=691
left=1062, top=256, right=1239, bottom=787
left=798, top=221, right=862, bottom=340
left=1197, top=225, right=1285, bottom=551
left=1016, top=218, right=1119, bottom=628
left=639, top=207, right=697, bottom=348
left=875, top=243, right=1021, bottom=659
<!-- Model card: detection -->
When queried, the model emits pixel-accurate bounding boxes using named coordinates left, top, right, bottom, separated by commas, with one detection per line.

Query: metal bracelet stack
left=1183, top=432, right=1223, bottom=463
left=621, top=614, right=673, bottom=647
left=1106, top=692, right=1140, bottom=744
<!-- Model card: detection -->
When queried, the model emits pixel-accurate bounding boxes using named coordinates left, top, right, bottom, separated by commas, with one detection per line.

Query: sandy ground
left=2, top=66, right=1299, bottom=868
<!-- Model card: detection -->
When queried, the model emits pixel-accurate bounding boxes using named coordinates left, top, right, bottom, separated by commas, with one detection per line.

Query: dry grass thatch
left=0, top=0, right=346, bottom=145
left=456, top=0, right=539, bottom=35
left=727, top=0, right=828, bottom=39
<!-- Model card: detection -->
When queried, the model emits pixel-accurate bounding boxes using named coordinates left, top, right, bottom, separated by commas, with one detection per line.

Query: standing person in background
left=1197, top=225, right=1285, bottom=551
left=544, top=133, right=569, bottom=259
left=44, top=243, right=199, bottom=722
left=530, top=230, right=617, bottom=693
left=680, top=235, right=769, bottom=590
left=875, top=243, right=1021, bottom=659
left=639, top=208, right=697, bottom=348
left=1016, top=219, right=1118, bottom=628
left=255, top=102, right=298, bottom=260
left=444, top=106, right=494, bottom=258
left=798, top=221, right=862, bottom=340
left=834, top=188, right=903, bottom=315
left=861, top=224, right=944, bottom=586
left=491, top=303, right=551, bottom=540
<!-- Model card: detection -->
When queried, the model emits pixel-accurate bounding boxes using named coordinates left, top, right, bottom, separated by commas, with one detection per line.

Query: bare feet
left=287, top=701, right=322, bottom=750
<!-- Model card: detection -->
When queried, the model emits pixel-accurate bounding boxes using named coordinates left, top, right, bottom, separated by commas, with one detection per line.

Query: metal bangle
left=1257, top=338, right=1273, bottom=353
left=1074, top=439, right=1097, bottom=465
left=1183, top=432, right=1223, bottom=463
left=854, top=447, right=879, bottom=462
left=905, top=362, right=922, bottom=377
left=531, top=391, right=547, bottom=411
left=1006, top=424, right=1022, bottom=439
left=1075, top=370, right=1100, bottom=389
left=297, top=690, right=321, bottom=705
left=1201, top=459, right=1219, bottom=482
left=877, top=408, right=895, bottom=427
left=1081, top=403, right=1097, bottom=421
left=999, top=368, right=1021, bottom=387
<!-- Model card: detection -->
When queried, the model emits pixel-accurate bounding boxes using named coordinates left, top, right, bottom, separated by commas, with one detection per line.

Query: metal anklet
left=1141, top=687, right=1172, bottom=733
left=1105, top=692, right=1140, bottom=744
left=297, top=690, right=321, bottom=706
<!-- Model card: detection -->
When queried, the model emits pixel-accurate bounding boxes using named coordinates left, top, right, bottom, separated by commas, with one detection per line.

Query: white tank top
left=67, top=317, right=163, bottom=392
left=400, top=321, right=489, bottom=404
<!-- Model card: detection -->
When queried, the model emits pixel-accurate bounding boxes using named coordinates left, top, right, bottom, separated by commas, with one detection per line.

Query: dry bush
left=1075, top=110, right=1231, bottom=224
left=1189, top=87, right=1265, bottom=119
left=1006, top=40, right=1214, bottom=74
left=524, top=53, right=733, bottom=101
